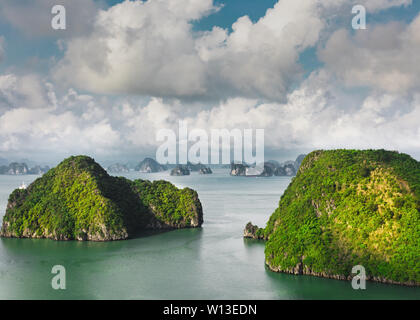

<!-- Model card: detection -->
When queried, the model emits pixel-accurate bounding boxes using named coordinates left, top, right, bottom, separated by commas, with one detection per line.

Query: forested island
left=0, top=156, right=203, bottom=241
left=245, top=149, right=420, bottom=286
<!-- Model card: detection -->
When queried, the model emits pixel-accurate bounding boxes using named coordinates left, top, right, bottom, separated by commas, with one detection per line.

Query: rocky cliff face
left=245, top=150, right=420, bottom=286
left=1, top=156, right=203, bottom=241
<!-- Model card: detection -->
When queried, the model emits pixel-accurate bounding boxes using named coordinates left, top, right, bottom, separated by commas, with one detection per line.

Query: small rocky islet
left=199, top=167, right=213, bottom=175
left=0, top=156, right=203, bottom=241
left=245, top=149, right=420, bottom=286
left=170, top=165, right=191, bottom=176
left=170, top=162, right=213, bottom=176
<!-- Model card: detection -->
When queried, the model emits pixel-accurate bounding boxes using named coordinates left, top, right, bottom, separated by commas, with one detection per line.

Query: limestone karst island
left=245, top=150, right=420, bottom=286
left=0, top=156, right=203, bottom=241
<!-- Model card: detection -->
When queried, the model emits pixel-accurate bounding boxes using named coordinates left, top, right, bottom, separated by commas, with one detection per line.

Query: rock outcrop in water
left=170, top=165, right=190, bottom=176
left=243, top=222, right=265, bottom=240
left=245, top=150, right=420, bottom=286
left=186, top=162, right=207, bottom=172
left=0, top=156, right=203, bottom=241
left=230, top=163, right=248, bottom=176
left=199, top=167, right=213, bottom=174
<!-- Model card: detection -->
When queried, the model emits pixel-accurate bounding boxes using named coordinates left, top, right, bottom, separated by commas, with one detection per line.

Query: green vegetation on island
left=0, top=156, right=203, bottom=241
left=245, top=150, right=420, bottom=286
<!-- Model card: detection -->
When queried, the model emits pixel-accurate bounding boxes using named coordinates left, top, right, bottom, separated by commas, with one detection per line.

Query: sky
left=0, top=0, right=420, bottom=165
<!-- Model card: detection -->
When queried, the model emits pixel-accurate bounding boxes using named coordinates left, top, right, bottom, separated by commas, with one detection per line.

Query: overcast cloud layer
left=0, top=0, right=419, bottom=163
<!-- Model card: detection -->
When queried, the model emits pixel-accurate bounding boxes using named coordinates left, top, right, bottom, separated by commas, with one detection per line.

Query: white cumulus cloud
left=0, top=73, right=52, bottom=112
left=2, top=70, right=420, bottom=161
left=319, top=13, right=420, bottom=93
left=53, top=0, right=325, bottom=100
left=53, top=0, right=415, bottom=100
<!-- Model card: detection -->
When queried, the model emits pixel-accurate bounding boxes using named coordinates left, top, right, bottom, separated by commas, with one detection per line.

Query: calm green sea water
left=0, top=170, right=419, bottom=300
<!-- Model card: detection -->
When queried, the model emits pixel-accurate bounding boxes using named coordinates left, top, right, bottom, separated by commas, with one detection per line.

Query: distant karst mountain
left=0, top=163, right=28, bottom=175
left=0, top=156, right=203, bottom=241
left=0, top=162, right=49, bottom=175
left=168, top=162, right=212, bottom=176
left=107, top=163, right=130, bottom=173
left=186, top=162, right=207, bottom=172
left=230, top=154, right=306, bottom=177
left=135, top=158, right=166, bottom=173
left=27, top=165, right=50, bottom=175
